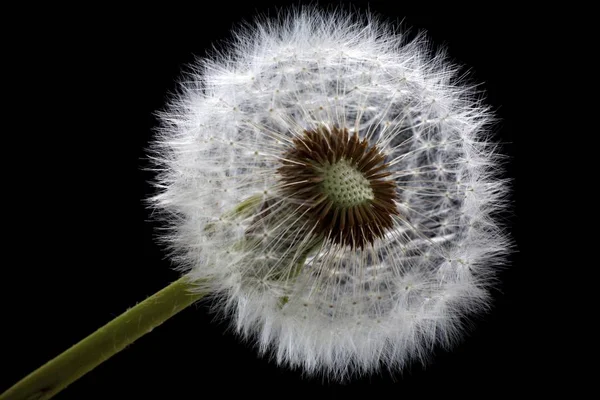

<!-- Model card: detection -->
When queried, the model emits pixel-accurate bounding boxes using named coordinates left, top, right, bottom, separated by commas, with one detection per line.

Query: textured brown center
left=277, top=126, right=399, bottom=249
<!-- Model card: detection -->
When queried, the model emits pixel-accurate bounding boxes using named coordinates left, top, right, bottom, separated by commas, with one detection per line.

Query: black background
left=3, top=2, right=551, bottom=398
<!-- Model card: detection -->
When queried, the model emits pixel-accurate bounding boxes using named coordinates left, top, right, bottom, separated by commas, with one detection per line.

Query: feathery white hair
left=150, top=8, right=510, bottom=380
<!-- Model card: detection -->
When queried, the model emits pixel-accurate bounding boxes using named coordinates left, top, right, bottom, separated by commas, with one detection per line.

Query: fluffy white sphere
left=150, top=9, right=510, bottom=380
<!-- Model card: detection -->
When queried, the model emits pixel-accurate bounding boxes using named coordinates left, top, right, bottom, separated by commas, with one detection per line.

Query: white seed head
left=150, top=8, right=510, bottom=380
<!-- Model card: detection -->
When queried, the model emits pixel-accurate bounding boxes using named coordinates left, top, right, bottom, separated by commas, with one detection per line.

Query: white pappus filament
left=150, top=8, right=510, bottom=380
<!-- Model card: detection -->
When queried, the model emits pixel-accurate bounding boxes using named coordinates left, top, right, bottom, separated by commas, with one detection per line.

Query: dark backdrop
left=3, top=2, right=547, bottom=398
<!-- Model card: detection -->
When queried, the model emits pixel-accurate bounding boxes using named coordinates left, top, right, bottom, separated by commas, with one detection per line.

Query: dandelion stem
left=1, top=276, right=204, bottom=400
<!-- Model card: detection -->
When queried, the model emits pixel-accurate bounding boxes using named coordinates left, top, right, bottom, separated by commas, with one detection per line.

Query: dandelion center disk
left=278, top=126, right=399, bottom=249
left=322, top=159, right=373, bottom=207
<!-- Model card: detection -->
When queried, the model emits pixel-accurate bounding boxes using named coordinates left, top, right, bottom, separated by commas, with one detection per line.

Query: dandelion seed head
left=150, top=7, right=510, bottom=380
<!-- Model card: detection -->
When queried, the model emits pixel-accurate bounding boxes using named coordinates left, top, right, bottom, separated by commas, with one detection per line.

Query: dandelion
left=151, top=8, right=510, bottom=379
left=2, top=9, right=510, bottom=399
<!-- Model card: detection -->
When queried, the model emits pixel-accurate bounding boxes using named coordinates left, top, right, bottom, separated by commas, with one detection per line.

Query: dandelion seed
left=151, top=8, right=510, bottom=380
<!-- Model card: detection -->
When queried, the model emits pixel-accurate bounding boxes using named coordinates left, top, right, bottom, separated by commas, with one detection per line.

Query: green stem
left=1, top=277, right=204, bottom=400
